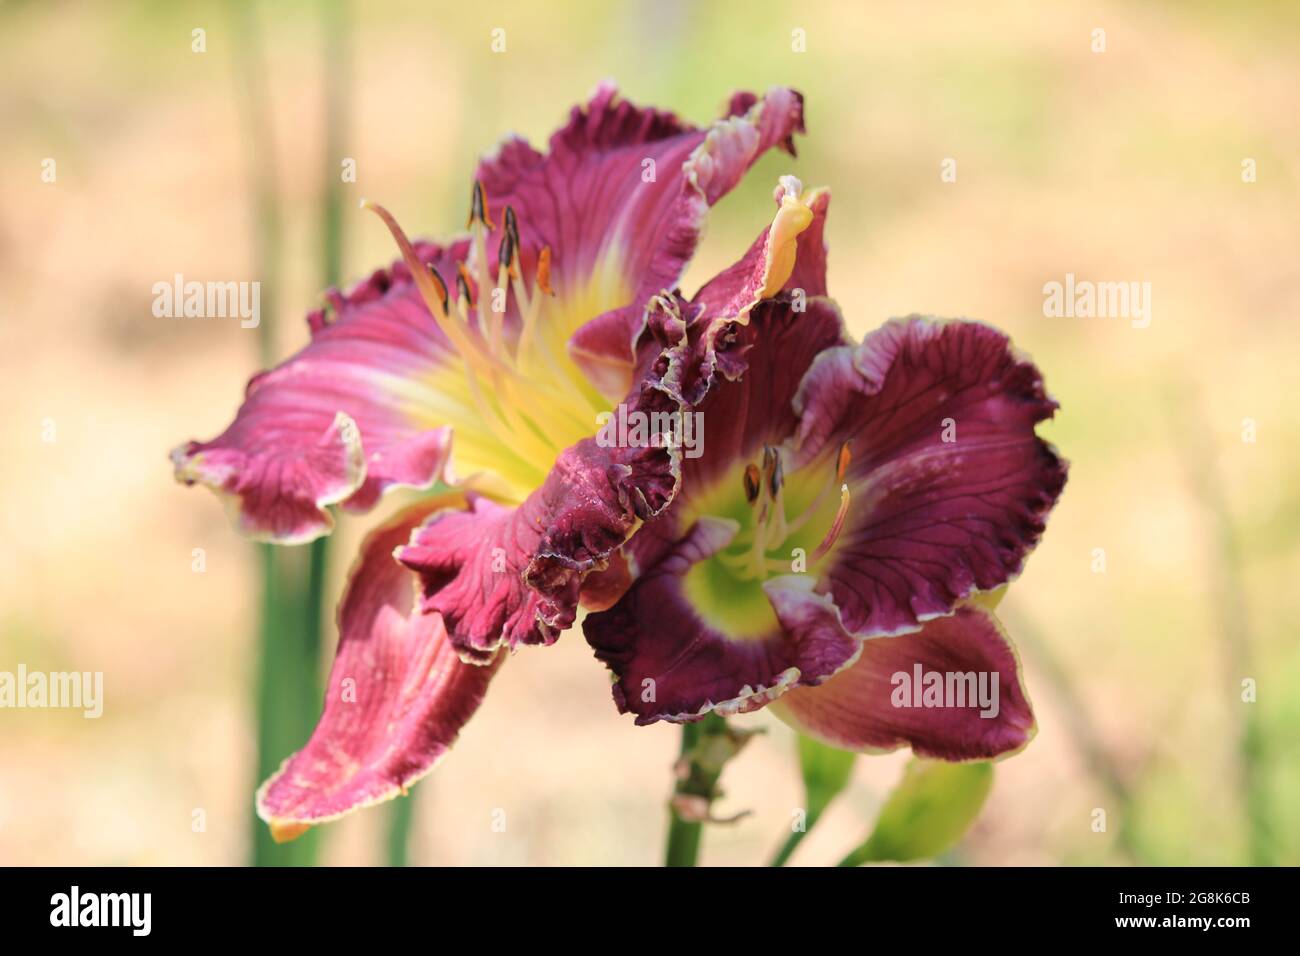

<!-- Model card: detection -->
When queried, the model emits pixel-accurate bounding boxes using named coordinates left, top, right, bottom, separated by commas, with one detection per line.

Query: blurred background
left=2, top=0, right=1298, bottom=865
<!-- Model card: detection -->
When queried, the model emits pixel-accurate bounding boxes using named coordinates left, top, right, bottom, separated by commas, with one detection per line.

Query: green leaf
left=799, top=734, right=857, bottom=821
left=839, top=759, right=994, bottom=866
left=769, top=735, right=856, bottom=866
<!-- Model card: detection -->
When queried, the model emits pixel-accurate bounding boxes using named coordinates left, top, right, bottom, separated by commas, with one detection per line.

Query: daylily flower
left=171, top=85, right=808, bottom=835
left=584, top=193, right=1068, bottom=761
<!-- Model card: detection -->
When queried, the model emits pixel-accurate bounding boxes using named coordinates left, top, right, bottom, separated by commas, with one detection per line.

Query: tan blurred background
left=2, top=0, right=1298, bottom=865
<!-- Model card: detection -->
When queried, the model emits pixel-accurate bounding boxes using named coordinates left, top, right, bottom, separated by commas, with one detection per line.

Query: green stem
left=768, top=816, right=816, bottom=867
left=665, top=721, right=707, bottom=867
left=251, top=540, right=328, bottom=866
left=320, top=0, right=348, bottom=290
left=386, top=796, right=416, bottom=867
left=664, top=714, right=746, bottom=867
left=230, top=0, right=334, bottom=866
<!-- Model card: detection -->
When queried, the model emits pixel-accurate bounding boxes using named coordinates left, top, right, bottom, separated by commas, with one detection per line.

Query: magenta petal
left=585, top=521, right=860, bottom=724
left=256, top=498, right=499, bottom=830
left=478, top=83, right=806, bottom=399
left=794, top=317, right=1068, bottom=635
left=396, top=495, right=547, bottom=664
left=399, top=387, right=680, bottom=661
left=172, top=242, right=467, bottom=543
left=771, top=604, right=1035, bottom=760
left=684, top=296, right=847, bottom=489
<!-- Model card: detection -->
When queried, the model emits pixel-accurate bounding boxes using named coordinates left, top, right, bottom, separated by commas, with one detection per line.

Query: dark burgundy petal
left=793, top=317, right=1068, bottom=636
left=771, top=604, right=1036, bottom=760
left=585, top=521, right=860, bottom=724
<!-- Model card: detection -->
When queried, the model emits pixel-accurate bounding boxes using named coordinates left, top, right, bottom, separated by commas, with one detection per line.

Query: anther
left=536, top=246, right=555, bottom=296
left=743, top=463, right=761, bottom=504
left=768, top=449, right=784, bottom=498
left=426, top=263, right=450, bottom=313
left=836, top=440, right=852, bottom=481
left=504, top=205, right=520, bottom=248
left=455, top=263, right=474, bottom=308
left=760, top=445, right=778, bottom=490
left=467, top=181, right=494, bottom=229
left=498, top=230, right=517, bottom=278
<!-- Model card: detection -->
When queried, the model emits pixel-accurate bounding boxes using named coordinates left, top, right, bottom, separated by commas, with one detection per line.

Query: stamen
left=360, top=199, right=497, bottom=379
left=427, top=264, right=451, bottom=313
left=760, top=446, right=778, bottom=504
left=467, top=180, right=494, bottom=229
left=743, top=463, right=761, bottom=504
left=456, top=263, right=475, bottom=309
left=836, top=440, right=852, bottom=481
left=535, top=246, right=554, bottom=296
left=365, top=192, right=611, bottom=478
left=504, top=205, right=520, bottom=248
left=811, top=484, right=851, bottom=561
left=497, top=230, right=517, bottom=280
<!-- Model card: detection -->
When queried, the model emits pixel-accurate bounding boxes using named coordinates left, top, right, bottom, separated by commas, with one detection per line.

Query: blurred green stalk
left=252, top=544, right=327, bottom=866
left=314, top=0, right=417, bottom=867
left=229, top=0, right=336, bottom=866
left=385, top=796, right=416, bottom=868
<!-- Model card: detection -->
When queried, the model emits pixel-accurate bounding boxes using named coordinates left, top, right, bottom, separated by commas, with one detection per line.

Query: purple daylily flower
left=584, top=187, right=1068, bottom=761
left=171, top=85, right=807, bottom=837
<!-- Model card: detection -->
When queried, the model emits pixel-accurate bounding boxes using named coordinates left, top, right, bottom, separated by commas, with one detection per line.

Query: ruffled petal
left=255, top=496, right=499, bottom=833
left=618, top=293, right=849, bottom=582
left=398, top=384, right=680, bottom=661
left=584, top=521, right=860, bottom=724
left=478, top=83, right=806, bottom=400
left=793, top=317, right=1068, bottom=636
left=172, top=242, right=468, bottom=543
left=771, top=604, right=1035, bottom=760
left=690, top=186, right=830, bottom=323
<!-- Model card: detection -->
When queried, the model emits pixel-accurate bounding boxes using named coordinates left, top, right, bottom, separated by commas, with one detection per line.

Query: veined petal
left=478, top=83, right=806, bottom=400
left=622, top=294, right=849, bottom=582
left=585, top=519, right=860, bottom=724
left=582, top=292, right=855, bottom=724
left=792, top=317, right=1068, bottom=636
left=628, top=184, right=834, bottom=424
left=770, top=604, right=1035, bottom=760
left=171, top=241, right=468, bottom=543
left=255, top=496, right=499, bottom=833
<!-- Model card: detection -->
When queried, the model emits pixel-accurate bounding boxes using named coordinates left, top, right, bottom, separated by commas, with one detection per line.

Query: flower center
left=365, top=186, right=617, bottom=501
left=682, top=441, right=852, bottom=639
